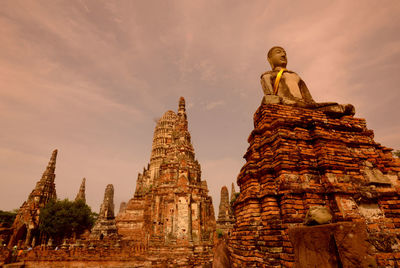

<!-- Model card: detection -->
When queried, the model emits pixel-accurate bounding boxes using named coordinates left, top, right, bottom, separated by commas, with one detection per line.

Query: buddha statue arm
left=298, top=79, right=315, bottom=104
left=260, top=72, right=274, bottom=95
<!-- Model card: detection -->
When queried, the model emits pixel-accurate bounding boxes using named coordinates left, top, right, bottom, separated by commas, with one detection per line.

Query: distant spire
left=119, top=202, right=127, bottom=214
left=231, top=182, right=236, bottom=203
left=43, top=149, right=58, bottom=176
left=99, top=184, right=115, bottom=219
left=218, top=186, right=230, bottom=221
left=30, top=149, right=58, bottom=203
left=178, top=97, right=186, bottom=118
left=179, top=96, right=185, bottom=110
left=75, top=178, right=86, bottom=203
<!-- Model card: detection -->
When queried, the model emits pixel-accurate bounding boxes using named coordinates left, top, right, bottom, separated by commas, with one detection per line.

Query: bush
left=0, top=210, right=17, bottom=228
left=216, top=229, right=223, bottom=238
left=39, top=199, right=95, bottom=243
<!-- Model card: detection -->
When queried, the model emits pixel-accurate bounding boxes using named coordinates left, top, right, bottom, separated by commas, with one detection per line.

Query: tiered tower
left=116, top=97, right=216, bottom=266
left=134, top=109, right=177, bottom=197
left=216, top=186, right=234, bottom=235
left=8, top=149, right=58, bottom=247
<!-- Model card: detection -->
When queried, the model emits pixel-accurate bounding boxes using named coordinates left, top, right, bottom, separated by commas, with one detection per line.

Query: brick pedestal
left=229, top=103, right=400, bottom=267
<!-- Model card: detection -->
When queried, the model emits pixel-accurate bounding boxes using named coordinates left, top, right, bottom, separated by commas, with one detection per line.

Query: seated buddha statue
left=260, top=46, right=355, bottom=116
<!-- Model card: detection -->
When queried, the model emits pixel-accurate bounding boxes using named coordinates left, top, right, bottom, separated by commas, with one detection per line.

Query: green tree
left=39, top=199, right=95, bottom=243
left=394, top=150, right=400, bottom=158
left=0, top=210, right=17, bottom=228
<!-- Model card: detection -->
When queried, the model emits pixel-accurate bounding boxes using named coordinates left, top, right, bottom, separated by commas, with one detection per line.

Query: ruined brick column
left=74, top=178, right=86, bottom=203
left=118, top=202, right=127, bottom=214
left=90, top=184, right=118, bottom=240
left=8, top=149, right=58, bottom=247
left=216, top=186, right=234, bottom=235
left=229, top=103, right=400, bottom=267
left=230, top=183, right=236, bottom=203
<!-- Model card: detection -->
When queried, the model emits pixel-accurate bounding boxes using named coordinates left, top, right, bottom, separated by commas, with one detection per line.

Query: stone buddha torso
left=261, top=69, right=315, bottom=107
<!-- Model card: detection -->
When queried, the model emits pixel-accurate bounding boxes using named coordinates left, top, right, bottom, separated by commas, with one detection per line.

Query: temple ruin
left=90, top=184, right=118, bottom=240
left=116, top=97, right=216, bottom=266
left=3, top=46, right=400, bottom=267
left=229, top=47, right=400, bottom=267
left=74, top=178, right=86, bottom=203
left=8, top=149, right=58, bottom=248
left=216, top=186, right=234, bottom=236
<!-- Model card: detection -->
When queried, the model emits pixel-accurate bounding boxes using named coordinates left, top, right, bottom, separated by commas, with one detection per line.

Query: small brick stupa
left=229, top=47, right=400, bottom=267
left=90, top=184, right=118, bottom=240
left=74, top=178, right=86, bottom=203
left=216, top=186, right=234, bottom=235
left=8, top=149, right=58, bottom=248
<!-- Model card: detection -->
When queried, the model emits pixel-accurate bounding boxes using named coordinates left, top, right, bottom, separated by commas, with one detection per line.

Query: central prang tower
left=116, top=97, right=216, bottom=267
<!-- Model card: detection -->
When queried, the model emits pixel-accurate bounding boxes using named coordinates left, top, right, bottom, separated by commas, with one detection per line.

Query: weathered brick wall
left=0, top=247, right=11, bottom=264
left=229, top=103, right=400, bottom=267
left=17, top=244, right=212, bottom=267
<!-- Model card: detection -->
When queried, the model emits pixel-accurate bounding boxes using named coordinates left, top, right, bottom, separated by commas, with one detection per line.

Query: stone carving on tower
left=116, top=97, right=216, bottom=266
left=8, top=149, right=58, bottom=247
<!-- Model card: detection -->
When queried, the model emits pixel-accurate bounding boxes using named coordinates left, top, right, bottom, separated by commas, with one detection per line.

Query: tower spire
left=33, top=149, right=58, bottom=199
left=75, top=178, right=86, bottom=203
left=231, top=182, right=236, bottom=203
left=8, top=149, right=58, bottom=247
left=43, top=149, right=57, bottom=176
left=178, top=96, right=186, bottom=118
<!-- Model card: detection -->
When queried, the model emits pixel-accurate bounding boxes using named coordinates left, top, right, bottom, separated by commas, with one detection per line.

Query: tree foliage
left=39, top=199, right=95, bottom=243
left=394, top=150, right=400, bottom=158
left=0, top=210, right=17, bottom=228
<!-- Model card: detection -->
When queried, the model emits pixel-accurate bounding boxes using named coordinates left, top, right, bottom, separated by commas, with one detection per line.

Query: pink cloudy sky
left=0, top=0, right=399, bottom=214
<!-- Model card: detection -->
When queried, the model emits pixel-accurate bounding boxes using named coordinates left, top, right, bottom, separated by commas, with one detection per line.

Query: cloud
left=204, top=100, right=225, bottom=111
left=201, top=157, right=244, bottom=213
left=0, top=0, right=399, bottom=213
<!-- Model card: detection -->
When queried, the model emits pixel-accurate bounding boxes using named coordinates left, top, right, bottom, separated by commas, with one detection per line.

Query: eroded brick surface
left=229, top=103, right=400, bottom=267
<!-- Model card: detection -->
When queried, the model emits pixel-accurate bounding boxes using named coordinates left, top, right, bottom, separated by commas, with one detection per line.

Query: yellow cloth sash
left=273, top=68, right=287, bottom=95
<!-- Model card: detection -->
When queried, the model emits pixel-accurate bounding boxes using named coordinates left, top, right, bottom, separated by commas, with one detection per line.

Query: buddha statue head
left=267, top=46, right=287, bottom=70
